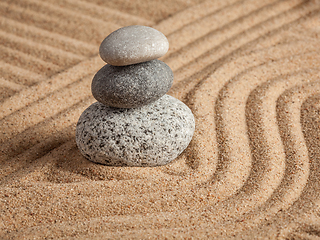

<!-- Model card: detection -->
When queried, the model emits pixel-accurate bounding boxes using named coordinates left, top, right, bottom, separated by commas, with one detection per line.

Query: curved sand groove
left=166, top=80, right=320, bottom=239
left=1, top=51, right=318, bottom=239
left=192, top=66, right=318, bottom=232
left=273, top=88, right=320, bottom=239
left=212, top=56, right=320, bottom=218
left=6, top=37, right=316, bottom=236
left=169, top=1, right=318, bottom=88
left=0, top=99, right=315, bottom=234
left=104, top=43, right=318, bottom=184
left=164, top=0, right=284, bottom=57
left=163, top=0, right=305, bottom=71
left=3, top=43, right=320, bottom=238
left=243, top=71, right=316, bottom=209
left=214, top=75, right=320, bottom=233
left=283, top=208, right=320, bottom=239
left=3, top=0, right=294, bottom=186
left=164, top=5, right=316, bottom=182
left=1, top=0, right=320, bottom=238
left=146, top=46, right=318, bottom=236
left=189, top=40, right=320, bottom=188
left=234, top=83, right=320, bottom=239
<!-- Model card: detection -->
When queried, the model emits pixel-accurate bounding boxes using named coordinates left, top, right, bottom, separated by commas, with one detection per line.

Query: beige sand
left=1, top=0, right=320, bottom=239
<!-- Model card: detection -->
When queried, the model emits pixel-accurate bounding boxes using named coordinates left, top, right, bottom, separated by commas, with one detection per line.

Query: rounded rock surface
left=76, top=95, right=195, bottom=167
left=99, top=25, right=169, bottom=66
left=91, top=60, right=173, bottom=108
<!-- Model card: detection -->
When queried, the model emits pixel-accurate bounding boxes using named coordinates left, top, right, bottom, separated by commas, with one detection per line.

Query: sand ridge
left=1, top=0, right=320, bottom=239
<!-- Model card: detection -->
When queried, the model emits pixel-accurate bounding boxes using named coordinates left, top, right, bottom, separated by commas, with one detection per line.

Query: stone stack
left=76, top=25, right=195, bottom=167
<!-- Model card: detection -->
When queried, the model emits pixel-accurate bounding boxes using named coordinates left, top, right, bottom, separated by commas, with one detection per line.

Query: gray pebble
left=76, top=95, right=195, bottom=167
left=91, top=60, right=173, bottom=108
left=99, top=25, right=169, bottom=66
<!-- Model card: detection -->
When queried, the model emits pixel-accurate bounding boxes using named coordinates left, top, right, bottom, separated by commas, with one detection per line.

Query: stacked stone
left=76, top=26, right=195, bottom=167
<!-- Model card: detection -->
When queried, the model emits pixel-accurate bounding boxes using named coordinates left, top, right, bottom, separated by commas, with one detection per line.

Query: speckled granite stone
left=99, top=25, right=169, bottom=66
left=91, top=60, right=173, bottom=108
left=75, top=95, right=195, bottom=167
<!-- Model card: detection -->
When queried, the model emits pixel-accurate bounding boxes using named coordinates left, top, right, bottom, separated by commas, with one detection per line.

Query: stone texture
left=99, top=25, right=169, bottom=66
left=75, top=95, right=195, bottom=167
left=91, top=60, right=173, bottom=108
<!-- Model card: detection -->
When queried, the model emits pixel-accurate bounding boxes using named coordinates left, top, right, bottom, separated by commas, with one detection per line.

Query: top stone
left=99, top=25, right=169, bottom=66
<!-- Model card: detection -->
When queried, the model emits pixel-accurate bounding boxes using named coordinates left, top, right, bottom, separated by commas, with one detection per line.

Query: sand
left=1, top=0, right=320, bottom=239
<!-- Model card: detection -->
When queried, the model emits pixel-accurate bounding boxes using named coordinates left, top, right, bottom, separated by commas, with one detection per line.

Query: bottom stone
left=75, top=95, right=195, bottom=167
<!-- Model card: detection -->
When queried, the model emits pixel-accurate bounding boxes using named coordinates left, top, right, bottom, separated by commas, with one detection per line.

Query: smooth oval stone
left=91, top=60, right=173, bottom=108
left=99, top=25, right=169, bottom=66
left=76, top=95, right=195, bottom=167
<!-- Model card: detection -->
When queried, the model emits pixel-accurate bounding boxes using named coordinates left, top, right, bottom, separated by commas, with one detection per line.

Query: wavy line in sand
left=4, top=44, right=316, bottom=191
left=207, top=76, right=320, bottom=237
left=272, top=87, right=320, bottom=239
left=234, top=83, right=320, bottom=239
left=187, top=39, right=320, bottom=182
left=1, top=0, right=318, bottom=186
left=164, top=0, right=289, bottom=59
left=0, top=0, right=308, bottom=184
left=210, top=56, right=320, bottom=212
left=2, top=38, right=320, bottom=238
left=167, top=0, right=318, bottom=102
left=163, top=0, right=306, bottom=71
left=1, top=1, right=320, bottom=238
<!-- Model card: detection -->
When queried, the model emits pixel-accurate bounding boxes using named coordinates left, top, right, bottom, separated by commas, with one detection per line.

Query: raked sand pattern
left=1, top=0, right=320, bottom=239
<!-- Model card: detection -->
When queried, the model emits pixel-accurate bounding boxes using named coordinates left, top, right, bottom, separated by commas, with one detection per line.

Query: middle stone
left=92, top=60, right=173, bottom=108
